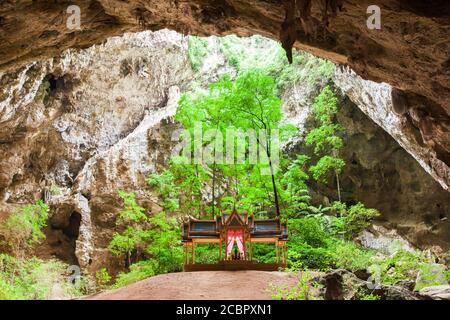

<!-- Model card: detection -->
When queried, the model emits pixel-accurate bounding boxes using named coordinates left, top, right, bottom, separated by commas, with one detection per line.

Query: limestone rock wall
left=0, top=30, right=202, bottom=273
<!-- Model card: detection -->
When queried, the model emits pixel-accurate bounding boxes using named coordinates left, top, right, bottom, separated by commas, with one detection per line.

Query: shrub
left=95, top=268, right=111, bottom=289
left=109, top=198, right=183, bottom=288
left=0, top=254, right=82, bottom=300
left=0, top=200, right=49, bottom=255
left=113, top=260, right=156, bottom=288
left=147, top=170, right=180, bottom=213
left=194, top=244, right=221, bottom=264
left=289, top=217, right=329, bottom=248
left=309, top=156, right=345, bottom=182
left=251, top=243, right=277, bottom=264
left=146, top=212, right=183, bottom=274
left=330, top=240, right=374, bottom=271
left=358, top=293, right=381, bottom=300
left=271, top=270, right=320, bottom=300
left=291, top=244, right=333, bottom=270
left=415, top=263, right=448, bottom=291
left=108, top=191, right=150, bottom=261
left=367, top=249, right=447, bottom=290
left=331, top=202, right=380, bottom=240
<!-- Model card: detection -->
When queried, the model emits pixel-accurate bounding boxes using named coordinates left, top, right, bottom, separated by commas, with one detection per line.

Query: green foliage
left=415, top=263, right=448, bottom=291
left=113, top=260, right=156, bottom=288
left=309, top=156, right=345, bottom=182
left=311, top=86, right=339, bottom=125
left=108, top=226, right=143, bottom=257
left=147, top=170, right=180, bottom=213
left=194, top=244, right=221, bottom=264
left=218, top=35, right=284, bottom=75
left=0, top=200, right=49, bottom=255
left=358, top=293, right=381, bottom=300
left=0, top=254, right=82, bottom=300
left=116, top=191, right=147, bottom=224
left=304, top=86, right=345, bottom=193
left=367, top=250, right=447, bottom=290
left=271, top=270, right=320, bottom=300
left=217, top=35, right=335, bottom=92
left=329, top=240, right=375, bottom=271
left=188, top=36, right=209, bottom=71
left=285, top=211, right=447, bottom=291
left=108, top=193, right=182, bottom=288
left=287, top=217, right=332, bottom=269
left=284, top=211, right=380, bottom=271
left=289, top=217, right=329, bottom=248
left=175, top=70, right=296, bottom=217
left=251, top=243, right=277, bottom=264
left=146, top=212, right=183, bottom=274
left=331, top=202, right=380, bottom=240
left=305, top=124, right=343, bottom=154
left=34, top=79, right=50, bottom=102
left=288, top=244, right=333, bottom=270
left=108, top=191, right=149, bottom=257
left=95, top=268, right=111, bottom=289
left=281, top=155, right=311, bottom=217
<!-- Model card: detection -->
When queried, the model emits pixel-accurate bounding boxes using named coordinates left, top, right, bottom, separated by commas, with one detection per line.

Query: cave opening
left=63, top=211, right=81, bottom=240
left=44, top=74, right=65, bottom=92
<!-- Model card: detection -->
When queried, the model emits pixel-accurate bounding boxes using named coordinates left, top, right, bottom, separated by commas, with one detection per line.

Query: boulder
left=419, top=285, right=450, bottom=300
left=320, top=269, right=423, bottom=300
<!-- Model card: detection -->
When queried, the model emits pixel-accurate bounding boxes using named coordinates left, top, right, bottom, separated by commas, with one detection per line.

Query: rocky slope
left=0, top=30, right=448, bottom=276
left=1, top=1, right=449, bottom=182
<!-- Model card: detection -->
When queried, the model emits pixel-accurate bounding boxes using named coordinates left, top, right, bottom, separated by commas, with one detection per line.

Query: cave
left=0, top=0, right=449, bottom=301
left=62, top=211, right=82, bottom=240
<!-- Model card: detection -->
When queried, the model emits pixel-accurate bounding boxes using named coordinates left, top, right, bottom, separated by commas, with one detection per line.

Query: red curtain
left=226, top=229, right=245, bottom=259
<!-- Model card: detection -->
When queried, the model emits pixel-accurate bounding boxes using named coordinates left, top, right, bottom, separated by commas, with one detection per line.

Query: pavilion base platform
left=184, top=261, right=286, bottom=272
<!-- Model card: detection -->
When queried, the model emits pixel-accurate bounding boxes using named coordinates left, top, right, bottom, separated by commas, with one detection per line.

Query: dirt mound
left=88, top=271, right=300, bottom=300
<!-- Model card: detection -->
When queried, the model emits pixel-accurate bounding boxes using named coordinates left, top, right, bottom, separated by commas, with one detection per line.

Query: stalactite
left=280, top=0, right=345, bottom=63
left=280, top=0, right=297, bottom=64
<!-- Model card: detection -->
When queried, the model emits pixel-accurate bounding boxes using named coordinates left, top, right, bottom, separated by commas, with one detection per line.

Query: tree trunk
left=195, top=164, right=202, bottom=218
left=336, top=171, right=342, bottom=202
left=212, top=163, right=216, bottom=218
left=266, top=144, right=280, bottom=217
left=256, top=130, right=281, bottom=217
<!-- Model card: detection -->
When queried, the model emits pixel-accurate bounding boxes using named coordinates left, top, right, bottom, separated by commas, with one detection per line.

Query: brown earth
left=88, top=271, right=301, bottom=300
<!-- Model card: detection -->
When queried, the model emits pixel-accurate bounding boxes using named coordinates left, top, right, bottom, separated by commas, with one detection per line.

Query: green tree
left=108, top=191, right=150, bottom=266
left=147, top=169, right=180, bottom=213
left=146, top=212, right=183, bottom=274
left=176, top=72, right=296, bottom=217
left=108, top=191, right=183, bottom=279
left=281, top=155, right=311, bottom=217
left=305, top=86, right=345, bottom=201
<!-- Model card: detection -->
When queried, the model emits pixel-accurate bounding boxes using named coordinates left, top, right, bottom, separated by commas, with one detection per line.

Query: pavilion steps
left=183, top=261, right=286, bottom=272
